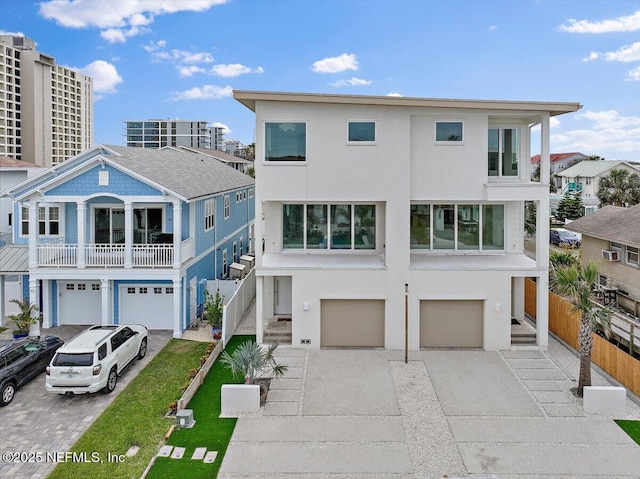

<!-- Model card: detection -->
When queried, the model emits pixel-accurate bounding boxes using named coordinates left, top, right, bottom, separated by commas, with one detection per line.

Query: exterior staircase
left=511, top=318, right=537, bottom=346
left=263, top=317, right=292, bottom=344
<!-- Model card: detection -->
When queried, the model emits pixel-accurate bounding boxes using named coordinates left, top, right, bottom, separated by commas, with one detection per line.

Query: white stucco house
left=234, top=90, right=581, bottom=351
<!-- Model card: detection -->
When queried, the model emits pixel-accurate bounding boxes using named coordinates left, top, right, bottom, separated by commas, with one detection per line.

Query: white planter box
left=221, top=384, right=260, bottom=416
left=583, top=386, right=626, bottom=417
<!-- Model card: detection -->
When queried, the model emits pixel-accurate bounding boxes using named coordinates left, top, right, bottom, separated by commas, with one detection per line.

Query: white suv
left=46, top=324, right=148, bottom=395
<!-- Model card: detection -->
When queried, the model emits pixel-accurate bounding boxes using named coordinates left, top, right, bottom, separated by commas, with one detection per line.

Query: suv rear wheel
left=103, top=368, right=118, bottom=394
left=1, top=382, right=16, bottom=406
left=137, top=338, right=147, bottom=359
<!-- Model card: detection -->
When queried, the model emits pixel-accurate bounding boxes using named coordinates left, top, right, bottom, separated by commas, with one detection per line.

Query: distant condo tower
left=124, top=119, right=215, bottom=149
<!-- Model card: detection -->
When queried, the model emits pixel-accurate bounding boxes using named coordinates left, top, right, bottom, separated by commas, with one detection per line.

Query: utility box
left=176, top=409, right=195, bottom=428
left=229, top=262, right=246, bottom=279
left=240, top=254, right=255, bottom=270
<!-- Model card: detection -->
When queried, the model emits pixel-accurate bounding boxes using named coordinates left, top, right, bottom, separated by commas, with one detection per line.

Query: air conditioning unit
left=602, top=250, right=620, bottom=262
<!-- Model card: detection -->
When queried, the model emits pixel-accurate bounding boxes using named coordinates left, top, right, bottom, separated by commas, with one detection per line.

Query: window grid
left=204, top=199, right=215, bottom=230
left=224, top=195, right=230, bottom=219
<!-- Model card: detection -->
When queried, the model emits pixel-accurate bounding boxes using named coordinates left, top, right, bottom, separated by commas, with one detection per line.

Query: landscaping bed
left=48, top=339, right=210, bottom=479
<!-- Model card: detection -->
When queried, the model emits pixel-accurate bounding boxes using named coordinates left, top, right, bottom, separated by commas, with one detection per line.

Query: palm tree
left=219, top=340, right=287, bottom=386
left=550, top=262, right=610, bottom=396
left=597, top=168, right=640, bottom=207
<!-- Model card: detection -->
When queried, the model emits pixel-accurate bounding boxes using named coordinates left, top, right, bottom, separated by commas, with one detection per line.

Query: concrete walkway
left=219, top=336, right=640, bottom=478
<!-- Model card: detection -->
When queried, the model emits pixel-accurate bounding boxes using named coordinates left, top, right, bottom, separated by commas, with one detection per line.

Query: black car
left=0, top=336, right=64, bottom=406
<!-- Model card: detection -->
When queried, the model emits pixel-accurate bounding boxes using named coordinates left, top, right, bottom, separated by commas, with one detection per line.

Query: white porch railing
left=86, top=244, right=125, bottom=266
left=132, top=244, right=173, bottom=267
left=37, top=243, right=179, bottom=268
left=38, top=243, right=78, bottom=266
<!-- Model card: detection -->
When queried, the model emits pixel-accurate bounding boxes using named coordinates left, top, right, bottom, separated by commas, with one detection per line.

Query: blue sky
left=1, top=0, right=639, bottom=161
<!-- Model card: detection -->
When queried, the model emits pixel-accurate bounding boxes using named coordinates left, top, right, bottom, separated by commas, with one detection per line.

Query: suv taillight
left=92, top=364, right=102, bottom=376
left=46, top=366, right=50, bottom=376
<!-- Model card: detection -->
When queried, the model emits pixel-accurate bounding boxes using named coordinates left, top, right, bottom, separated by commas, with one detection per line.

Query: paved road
left=0, top=326, right=172, bottom=479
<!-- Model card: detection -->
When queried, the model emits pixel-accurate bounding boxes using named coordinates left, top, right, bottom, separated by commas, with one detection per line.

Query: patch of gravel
left=389, top=360, right=467, bottom=478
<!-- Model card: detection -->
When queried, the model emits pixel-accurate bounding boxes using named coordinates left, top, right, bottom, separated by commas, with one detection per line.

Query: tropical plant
left=7, top=298, right=39, bottom=334
left=549, top=261, right=611, bottom=396
left=219, top=340, right=288, bottom=385
left=204, top=290, right=224, bottom=329
left=532, top=165, right=558, bottom=193
left=246, top=166, right=255, bottom=178
left=597, top=168, right=640, bottom=207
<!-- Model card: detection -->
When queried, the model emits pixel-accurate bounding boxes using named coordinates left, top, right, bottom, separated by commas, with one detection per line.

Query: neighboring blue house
left=1, top=145, right=255, bottom=338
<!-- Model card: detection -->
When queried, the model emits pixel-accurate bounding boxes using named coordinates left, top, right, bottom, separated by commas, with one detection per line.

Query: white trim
left=346, top=120, right=377, bottom=145
left=434, top=120, right=464, bottom=144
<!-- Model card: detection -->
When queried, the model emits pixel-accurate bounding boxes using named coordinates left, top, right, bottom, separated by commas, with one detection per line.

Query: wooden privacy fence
left=525, top=278, right=640, bottom=397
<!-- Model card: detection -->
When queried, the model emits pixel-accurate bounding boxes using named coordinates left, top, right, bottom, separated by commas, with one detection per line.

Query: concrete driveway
left=220, top=339, right=640, bottom=479
left=0, top=326, right=172, bottom=479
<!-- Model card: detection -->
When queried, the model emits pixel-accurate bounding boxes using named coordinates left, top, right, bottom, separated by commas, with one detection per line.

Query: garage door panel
left=321, top=300, right=384, bottom=348
left=420, top=300, right=483, bottom=348
left=120, top=285, right=173, bottom=330
left=58, top=282, right=102, bottom=325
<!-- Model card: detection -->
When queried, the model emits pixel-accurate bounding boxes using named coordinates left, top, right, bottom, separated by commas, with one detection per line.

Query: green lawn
left=145, top=335, right=253, bottom=479
left=48, top=339, right=209, bottom=479
left=615, top=420, right=640, bottom=446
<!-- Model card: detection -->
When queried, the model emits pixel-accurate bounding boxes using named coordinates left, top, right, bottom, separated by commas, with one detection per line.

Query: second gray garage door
left=321, top=299, right=385, bottom=347
left=420, top=300, right=483, bottom=348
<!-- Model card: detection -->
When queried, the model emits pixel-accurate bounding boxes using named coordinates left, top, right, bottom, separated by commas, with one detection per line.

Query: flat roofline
left=233, top=90, right=582, bottom=116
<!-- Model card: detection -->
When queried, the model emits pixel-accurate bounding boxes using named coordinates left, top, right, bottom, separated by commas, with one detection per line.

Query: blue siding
left=65, top=203, right=78, bottom=243
left=12, top=203, right=26, bottom=245
left=195, top=198, right=216, bottom=257
left=182, top=203, right=190, bottom=241
left=185, top=250, right=215, bottom=324
left=46, top=165, right=162, bottom=197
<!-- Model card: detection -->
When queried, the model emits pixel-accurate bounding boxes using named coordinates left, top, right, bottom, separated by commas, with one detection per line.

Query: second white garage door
left=321, top=299, right=385, bottom=348
left=58, top=281, right=102, bottom=325
left=119, top=284, right=173, bottom=330
left=420, top=300, right=484, bottom=348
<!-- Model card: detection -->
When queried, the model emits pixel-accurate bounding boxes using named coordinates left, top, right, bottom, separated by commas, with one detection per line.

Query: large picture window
left=282, top=204, right=376, bottom=251
left=265, top=122, right=306, bottom=161
left=411, top=204, right=504, bottom=251
left=488, top=127, right=518, bottom=177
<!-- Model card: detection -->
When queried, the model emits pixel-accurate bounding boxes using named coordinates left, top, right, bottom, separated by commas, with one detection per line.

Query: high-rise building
left=210, top=125, right=225, bottom=151
left=124, top=120, right=210, bottom=149
left=0, top=35, right=93, bottom=167
left=223, top=139, right=246, bottom=157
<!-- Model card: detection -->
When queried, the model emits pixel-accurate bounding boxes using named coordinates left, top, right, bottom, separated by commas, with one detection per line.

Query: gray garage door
left=321, top=299, right=385, bottom=348
left=420, top=300, right=483, bottom=348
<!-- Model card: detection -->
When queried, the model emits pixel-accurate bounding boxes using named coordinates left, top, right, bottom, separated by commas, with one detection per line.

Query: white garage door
left=119, top=284, right=173, bottom=330
left=321, top=299, right=385, bottom=348
left=58, top=281, right=102, bottom=325
left=420, top=300, right=483, bottom=348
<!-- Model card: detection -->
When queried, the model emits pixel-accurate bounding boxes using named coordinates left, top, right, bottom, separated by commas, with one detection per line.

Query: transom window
left=265, top=122, right=306, bottom=161
left=410, top=204, right=504, bottom=251
left=204, top=199, right=215, bottom=230
left=488, top=127, right=518, bottom=177
left=435, top=121, right=463, bottom=142
left=283, top=204, right=376, bottom=250
left=348, top=121, right=376, bottom=142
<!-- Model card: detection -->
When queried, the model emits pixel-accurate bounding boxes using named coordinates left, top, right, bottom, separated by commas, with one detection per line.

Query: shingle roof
left=565, top=205, right=640, bottom=247
left=0, top=245, right=29, bottom=273
left=103, top=145, right=254, bottom=200
left=0, top=156, right=43, bottom=168
left=557, top=160, right=639, bottom=178
left=178, top=146, right=253, bottom=164
left=530, top=153, right=585, bottom=164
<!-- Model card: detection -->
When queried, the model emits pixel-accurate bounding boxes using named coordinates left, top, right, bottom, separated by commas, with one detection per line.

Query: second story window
left=348, top=121, right=376, bottom=142
left=435, top=121, right=463, bottom=143
left=265, top=122, right=306, bottom=161
left=224, top=195, right=230, bottom=219
left=204, top=199, right=215, bottom=231
left=488, top=127, right=518, bottom=177
left=22, top=205, right=60, bottom=236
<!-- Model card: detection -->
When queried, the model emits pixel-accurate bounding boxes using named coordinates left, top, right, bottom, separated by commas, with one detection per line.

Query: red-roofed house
left=530, top=152, right=587, bottom=187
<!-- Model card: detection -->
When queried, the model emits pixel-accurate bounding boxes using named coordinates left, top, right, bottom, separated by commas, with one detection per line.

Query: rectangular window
left=139, top=287, right=147, bottom=294
left=127, top=287, right=135, bottom=294
left=482, top=205, right=504, bottom=250
left=307, top=204, right=328, bottom=249
left=233, top=242, right=238, bottom=263
left=626, top=246, right=639, bottom=267
left=348, top=121, right=375, bottom=142
left=34, top=206, right=60, bottom=236
left=458, top=204, right=479, bottom=250
left=249, top=188, right=254, bottom=198
left=21, top=206, right=28, bottom=235
left=66, top=284, right=74, bottom=290
left=433, top=205, right=455, bottom=249
left=283, top=204, right=304, bottom=249
left=222, top=250, right=228, bottom=277
left=488, top=128, right=518, bottom=177
left=204, top=199, right=215, bottom=230
left=166, top=287, right=174, bottom=294
left=410, top=205, right=431, bottom=249
left=354, top=205, right=376, bottom=249
left=330, top=204, right=352, bottom=249
left=154, top=287, right=162, bottom=294
left=91, top=284, right=100, bottom=291
left=224, top=195, right=230, bottom=219
left=435, top=121, right=463, bottom=142
left=265, top=122, right=306, bottom=161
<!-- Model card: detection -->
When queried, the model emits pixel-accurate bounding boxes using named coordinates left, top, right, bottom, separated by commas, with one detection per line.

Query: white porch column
left=512, top=277, right=525, bottom=322
left=536, top=274, right=549, bottom=349
left=124, top=202, right=133, bottom=268
left=77, top=201, right=86, bottom=268
left=172, top=278, right=182, bottom=338
left=101, top=278, right=110, bottom=325
left=0, top=275, right=5, bottom=327
left=41, top=280, right=51, bottom=328
left=28, top=278, right=38, bottom=319
left=540, top=113, right=551, bottom=189
left=256, top=276, right=264, bottom=344
left=28, top=202, right=38, bottom=268
left=173, top=201, right=181, bottom=269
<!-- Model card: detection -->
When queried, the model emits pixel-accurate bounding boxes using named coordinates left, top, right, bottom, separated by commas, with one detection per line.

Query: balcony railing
left=37, top=243, right=178, bottom=268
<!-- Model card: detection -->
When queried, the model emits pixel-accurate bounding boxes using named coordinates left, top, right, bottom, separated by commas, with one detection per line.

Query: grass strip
left=615, top=419, right=640, bottom=446
left=145, top=335, right=254, bottom=479
left=48, top=339, right=209, bottom=479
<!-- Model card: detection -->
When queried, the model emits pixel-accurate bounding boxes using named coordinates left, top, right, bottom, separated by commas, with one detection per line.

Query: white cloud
left=39, top=0, right=227, bottom=42
left=153, top=49, right=214, bottom=64
left=0, top=30, right=25, bottom=36
left=209, top=64, right=264, bottom=77
left=211, top=121, right=231, bottom=134
left=76, top=60, right=123, bottom=94
left=628, top=65, right=640, bottom=81
left=387, top=92, right=403, bottom=97
left=143, top=40, right=166, bottom=52
left=178, top=65, right=206, bottom=77
left=551, top=110, right=640, bottom=159
left=312, top=53, right=358, bottom=73
left=169, top=84, right=233, bottom=101
left=331, top=77, right=372, bottom=87
left=559, top=10, right=640, bottom=33
left=488, top=25, right=498, bottom=31
left=585, top=42, right=640, bottom=63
